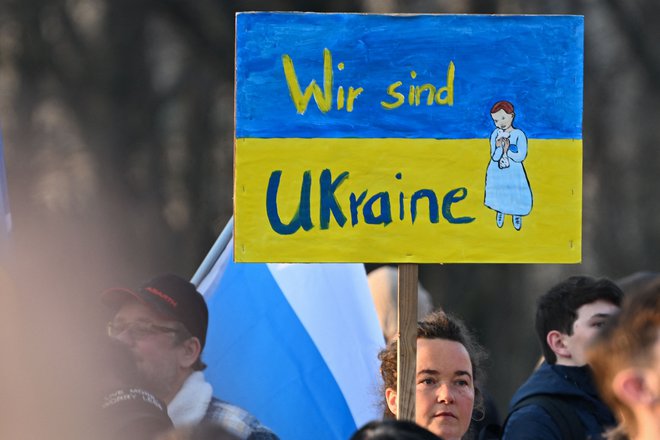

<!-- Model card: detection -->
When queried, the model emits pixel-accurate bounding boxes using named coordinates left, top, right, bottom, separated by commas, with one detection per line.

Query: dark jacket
left=501, top=362, right=616, bottom=440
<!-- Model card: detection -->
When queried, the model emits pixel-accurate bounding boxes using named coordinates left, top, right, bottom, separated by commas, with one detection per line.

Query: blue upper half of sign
left=236, top=13, right=583, bottom=139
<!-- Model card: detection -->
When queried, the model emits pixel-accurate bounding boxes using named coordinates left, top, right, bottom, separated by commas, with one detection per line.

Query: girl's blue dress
left=484, top=128, right=533, bottom=215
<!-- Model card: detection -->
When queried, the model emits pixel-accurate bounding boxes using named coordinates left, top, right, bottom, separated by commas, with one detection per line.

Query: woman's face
left=414, top=338, right=475, bottom=440
left=491, top=109, right=514, bottom=130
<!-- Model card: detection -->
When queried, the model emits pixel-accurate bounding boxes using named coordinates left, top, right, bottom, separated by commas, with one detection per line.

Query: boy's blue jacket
left=501, top=362, right=616, bottom=440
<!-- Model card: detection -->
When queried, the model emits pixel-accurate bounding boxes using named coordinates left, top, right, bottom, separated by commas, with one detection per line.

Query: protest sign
left=235, top=13, right=583, bottom=263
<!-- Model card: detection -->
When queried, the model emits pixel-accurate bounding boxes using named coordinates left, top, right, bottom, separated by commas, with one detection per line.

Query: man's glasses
left=107, top=320, right=182, bottom=340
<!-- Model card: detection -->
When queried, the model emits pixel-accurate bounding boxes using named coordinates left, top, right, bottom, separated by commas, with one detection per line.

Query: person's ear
left=178, top=337, right=202, bottom=369
left=385, top=388, right=398, bottom=416
left=612, top=368, right=654, bottom=407
left=547, top=330, right=571, bottom=359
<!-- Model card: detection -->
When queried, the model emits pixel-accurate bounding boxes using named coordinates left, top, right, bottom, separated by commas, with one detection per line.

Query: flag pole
left=191, top=216, right=234, bottom=287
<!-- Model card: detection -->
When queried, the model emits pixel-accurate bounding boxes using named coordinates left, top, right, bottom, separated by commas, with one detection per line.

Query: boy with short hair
left=501, top=276, right=622, bottom=440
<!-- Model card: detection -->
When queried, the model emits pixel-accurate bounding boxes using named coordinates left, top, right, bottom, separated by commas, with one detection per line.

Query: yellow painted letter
left=346, top=87, right=363, bottom=112
left=381, top=81, right=404, bottom=109
left=282, top=48, right=333, bottom=114
left=435, top=61, right=455, bottom=106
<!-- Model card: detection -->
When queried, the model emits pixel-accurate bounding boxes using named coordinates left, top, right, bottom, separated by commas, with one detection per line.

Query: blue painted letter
left=363, top=192, right=392, bottom=225
left=266, top=170, right=314, bottom=235
left=442, top=187, right=475, bottom=224
left=411, top=189, right=439, bottom=224
left=320, top=169, right=349, bottom=229
left=349, top=191, right=368, bottom=226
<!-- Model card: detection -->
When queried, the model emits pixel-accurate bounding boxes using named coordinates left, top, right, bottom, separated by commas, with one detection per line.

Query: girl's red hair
left=490, top=100, right=514, bottom=114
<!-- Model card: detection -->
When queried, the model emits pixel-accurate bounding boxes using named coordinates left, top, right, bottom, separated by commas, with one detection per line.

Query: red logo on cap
left=145, top=287, right=178, bottom=308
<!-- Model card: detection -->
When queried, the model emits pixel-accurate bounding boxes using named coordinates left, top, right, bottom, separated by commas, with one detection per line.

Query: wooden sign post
left=397, top=263, right=418, bottom=421
left=234, top=12, right=584, bottom=424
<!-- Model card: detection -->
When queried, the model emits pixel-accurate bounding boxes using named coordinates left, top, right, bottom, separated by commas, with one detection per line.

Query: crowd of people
left=86, top=270, right=658, bottom=440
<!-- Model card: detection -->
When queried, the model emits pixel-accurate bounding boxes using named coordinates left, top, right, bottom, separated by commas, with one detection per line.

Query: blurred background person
left=587, top=276, right=660, bottom=440
left=102, top=274, right=278, bottom=439
left=350, top=419, right=443, bottom=440
left=616, top=271, right=660, bottom=298
left=94, top=339, right=174, bottom=440
left=368, top=265, right=434, bottom=344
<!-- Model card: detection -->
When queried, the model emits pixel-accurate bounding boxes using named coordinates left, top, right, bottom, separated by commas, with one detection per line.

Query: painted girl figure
left=484, top=101, right=532, bottom=230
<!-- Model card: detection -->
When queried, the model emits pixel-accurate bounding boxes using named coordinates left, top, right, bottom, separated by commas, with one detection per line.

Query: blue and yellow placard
left=235, top=13, right=583, bottom=263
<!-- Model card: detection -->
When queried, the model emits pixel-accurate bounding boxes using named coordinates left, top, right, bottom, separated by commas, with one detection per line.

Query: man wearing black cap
left=103, top=274, right=279, bottom=440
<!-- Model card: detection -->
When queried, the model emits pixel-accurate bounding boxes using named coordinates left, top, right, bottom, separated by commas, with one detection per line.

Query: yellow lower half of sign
left=234, top=138, right=582, bottom=263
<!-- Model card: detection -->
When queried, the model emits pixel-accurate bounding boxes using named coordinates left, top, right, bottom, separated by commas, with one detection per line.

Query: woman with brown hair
left=379, top=311, right=487, bottom=440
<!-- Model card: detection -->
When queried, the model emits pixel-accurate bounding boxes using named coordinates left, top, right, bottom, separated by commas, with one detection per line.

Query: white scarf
left=167, top=371, right=213, bottom=427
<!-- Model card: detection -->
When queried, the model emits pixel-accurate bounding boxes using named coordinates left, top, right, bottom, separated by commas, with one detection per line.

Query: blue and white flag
left=197, top=237, right=384, bottom=440
left=0, top=130, right=11, bottom=245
